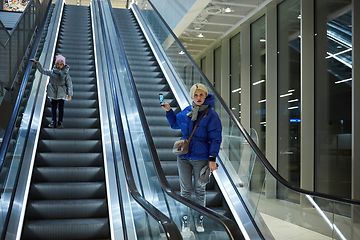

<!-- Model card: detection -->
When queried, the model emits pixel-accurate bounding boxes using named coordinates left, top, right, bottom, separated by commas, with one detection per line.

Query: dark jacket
left=35, top=62, right=73, bottom=100
left=166, top=94, right=222, bottom=161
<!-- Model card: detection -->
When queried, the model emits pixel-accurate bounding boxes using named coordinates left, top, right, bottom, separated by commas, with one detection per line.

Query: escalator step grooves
left=21, top=5, right=110, bottom=240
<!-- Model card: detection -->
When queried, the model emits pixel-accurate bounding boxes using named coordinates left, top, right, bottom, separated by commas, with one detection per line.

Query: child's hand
left=67, top=95, right=72, bottom=101
left=30, top=59, right=37, bottom=63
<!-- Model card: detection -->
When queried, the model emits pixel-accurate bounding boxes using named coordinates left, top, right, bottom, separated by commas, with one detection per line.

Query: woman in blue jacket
left=161, top=83, right=222, bottom=233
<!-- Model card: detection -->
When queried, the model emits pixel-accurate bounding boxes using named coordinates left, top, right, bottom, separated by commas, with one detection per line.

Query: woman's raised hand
left=160, top=101, right=171, bottom=112
left=30, top=59, right=37, bottom=63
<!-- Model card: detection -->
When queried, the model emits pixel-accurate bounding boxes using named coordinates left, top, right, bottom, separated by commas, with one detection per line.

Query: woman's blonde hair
left=190, top=83, right=208, bottom=99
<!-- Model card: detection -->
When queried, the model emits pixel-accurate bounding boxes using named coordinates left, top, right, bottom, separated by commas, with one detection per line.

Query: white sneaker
left=195, top=215, right=204, bottom=232
left=181, top=215, right=190, bottom=232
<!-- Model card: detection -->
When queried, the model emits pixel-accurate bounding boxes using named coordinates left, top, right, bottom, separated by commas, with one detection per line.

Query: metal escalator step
left=143, top=106, right=169, bottom=116
left=130, top=65, right=160, bottom=73
left=40, top=128, right=100, bottom=140
left=71, top=77, right=96, bottom=84
left=58, top=49, right=94, bottom=56
left=138, top=90, right=171, bottom=99
left=132, top=71, right=163, bottom=78
left=44, top=107, right=98, bottom=118
left=22, top=218, right=109, bottom=240
left=131, top=76, right=165, bottom=84
left=136, top=83, right=169, bottom=91
left=44, top=117, right=99, bottom=128
left=70, top=70, right=95, bottom=77
left=64, top=99, right=98, bottom=108
left=37, top=139, right=101, bottom=153
left=153, top=136, right=183, bottom=149
left=149, top=126, right=181, bottom=137
left=29, top=182, right=106, bottom=200
left=67, top=91, right=97, bottom=100
left=124, top=49, right=153, bottom=57
left=156, top=147, right=176, bottom=161
left=145, top=116, right=171, bottom=126
left=33, top=167, right=104, bottom=182
left=36, top=152, right=103, bottom=167
left=72, top=83, right=97, bottom=91
left=27, top=199, right=108, bottom=219
left=56, top=53, right=93, bottom=60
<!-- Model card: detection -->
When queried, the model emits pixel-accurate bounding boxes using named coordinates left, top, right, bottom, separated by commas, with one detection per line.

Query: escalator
left=20, top=5, right=110, bottom=239
left=113, top=8, right=231, bottom=222
left=109, top=2, right=360, bottom=240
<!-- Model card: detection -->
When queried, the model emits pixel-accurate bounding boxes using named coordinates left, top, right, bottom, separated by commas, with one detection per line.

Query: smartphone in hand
left=159, top=93, right=164, bottom=105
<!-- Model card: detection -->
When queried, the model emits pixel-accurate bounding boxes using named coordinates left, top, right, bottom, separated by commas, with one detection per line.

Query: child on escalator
left=30, top=55, right=73, bottom=129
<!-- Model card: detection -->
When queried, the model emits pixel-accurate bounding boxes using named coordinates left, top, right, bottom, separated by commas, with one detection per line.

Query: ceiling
left=175, top=0, right=268, bottom=58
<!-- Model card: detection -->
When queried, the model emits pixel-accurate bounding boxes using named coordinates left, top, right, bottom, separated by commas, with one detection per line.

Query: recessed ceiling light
left=198, top=33, right=204, bottom=38
left=179, top=51, right=185, bottom=55
left=225, top=7, right=232, bottom=13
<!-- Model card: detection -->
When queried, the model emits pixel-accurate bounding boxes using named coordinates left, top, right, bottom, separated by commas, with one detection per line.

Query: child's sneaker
left=48, top=121, right=56, bottom=128
left=195, top=215, right=204, bottom=232
left=57, top=122, right=64, bottom=129
left=181, top=215, right=190, bottom=232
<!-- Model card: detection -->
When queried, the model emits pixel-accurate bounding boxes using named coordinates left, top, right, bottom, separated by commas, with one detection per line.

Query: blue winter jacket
left=166, top=94, right=222, bottom=161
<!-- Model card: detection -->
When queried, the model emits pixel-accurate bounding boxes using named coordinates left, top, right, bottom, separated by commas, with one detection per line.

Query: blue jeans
left=177, top=157, right=208, bottom=216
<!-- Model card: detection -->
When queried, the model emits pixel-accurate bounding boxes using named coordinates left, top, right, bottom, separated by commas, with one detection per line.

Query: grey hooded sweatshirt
left=35, top=62, right=73, bottom=100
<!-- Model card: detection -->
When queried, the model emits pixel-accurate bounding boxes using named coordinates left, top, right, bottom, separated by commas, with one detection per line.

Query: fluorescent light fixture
left=179, top=51, right=185, bottom=55
left=280, top=93, right=293, bottom=98
left=298, top=14, right=301, bottom=19
left=288, top=89, right=295, bottom=92
left=231, top=107, right=236, bottom=110
left=260, top=39, right=266, bottom=42
left=232, top=87, right=241, bottom=93
left=260, top=122, right=266, bottom=125
left=335, top=78, right=352, bottom=84
left=258, top=99, right=266, bottom=103
left=225, top=7, right=232, bottom=13
left=288, top=99, right=299, bottom=103
left=239, top=103, right=241, bottom=105
left=306, top=195, right=346, bottom=240
left=198, top=33, right=204, bottom=38
left=253, top=80, right=265, bottom=85
left=326, top=48, right=352, bottom=59
left=288, top=106, right=298, bottom=110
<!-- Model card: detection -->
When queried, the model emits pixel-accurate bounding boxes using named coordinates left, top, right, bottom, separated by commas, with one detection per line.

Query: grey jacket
left=35, top=62, right=73, bottom=100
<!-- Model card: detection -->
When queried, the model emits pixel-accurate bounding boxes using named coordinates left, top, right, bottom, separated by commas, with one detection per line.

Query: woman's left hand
left=209, top=161, right=218, bottom=172
left=67, top=95, right=72, bottom=101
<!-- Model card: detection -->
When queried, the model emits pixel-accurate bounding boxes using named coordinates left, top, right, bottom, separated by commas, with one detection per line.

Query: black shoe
left=48, top=121, right=56, bottom=128
left=195, top=215, right=204, bottom=232
left=181, top=215, right=190, bottom=232
left=57, top=122, right=64, bottom=129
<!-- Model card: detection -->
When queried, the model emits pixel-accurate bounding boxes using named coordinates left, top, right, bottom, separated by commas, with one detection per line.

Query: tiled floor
left=261, top=213, right=333, bottom=240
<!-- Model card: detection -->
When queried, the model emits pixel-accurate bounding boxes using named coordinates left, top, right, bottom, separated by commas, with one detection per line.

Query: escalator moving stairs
left=21, top=5, right=110, bottom=240
left=113, top=8, right=230, bottom=224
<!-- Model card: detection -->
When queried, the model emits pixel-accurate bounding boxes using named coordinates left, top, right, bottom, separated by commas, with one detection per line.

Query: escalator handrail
left=144, top=0, right=360, bottom=207
left=107, top=2, right=245, bottom=240
left=96, top=2, right=182, bottom=239
left=0, top=0, right=52, bottom=174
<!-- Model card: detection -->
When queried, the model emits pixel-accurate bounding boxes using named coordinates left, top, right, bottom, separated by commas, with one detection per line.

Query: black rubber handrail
left=97, top=2, right=182, bottom=239
left=0, top=0, right=52, bottom=173
left=107, top=1, right=245, bottom=240
left=144, top=0, right=360, bottom=207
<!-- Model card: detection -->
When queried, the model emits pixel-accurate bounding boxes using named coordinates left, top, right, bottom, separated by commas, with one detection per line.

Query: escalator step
left=22, top=218, right=109, bottom=240
left=29, top=182, right=106, bottom=200
left=26, top=199, right=107, bottom=219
